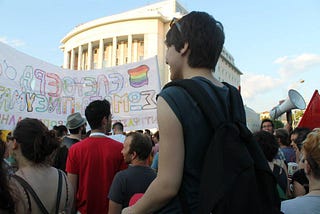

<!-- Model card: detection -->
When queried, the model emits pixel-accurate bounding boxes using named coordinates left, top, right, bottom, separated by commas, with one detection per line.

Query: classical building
left=60, top=0, right=242, bottom=88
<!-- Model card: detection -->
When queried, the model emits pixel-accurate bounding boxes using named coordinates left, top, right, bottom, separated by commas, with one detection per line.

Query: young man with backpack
left=122, top=11, right=281, bottom=214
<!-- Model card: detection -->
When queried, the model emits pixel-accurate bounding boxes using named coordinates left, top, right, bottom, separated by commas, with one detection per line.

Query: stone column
left=70, top=48, right=75, bottom=70
left=108, top=42, right=112, bottom=67
left=63, top=49, right=69, bottom=69
left=119, top=41, right=124, bottom=65
left=112, top=37, right=117, bottom=66
left=78, top=45, right=82, bottom=70
left=88, top=42, right=93, bottom=70
left=128, top=35, right=132, bottom=63
left=98, top=39, right=104, bottom=69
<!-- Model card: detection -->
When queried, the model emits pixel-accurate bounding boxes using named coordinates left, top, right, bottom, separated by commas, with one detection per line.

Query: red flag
left=298, top=90, right=320, bottom=129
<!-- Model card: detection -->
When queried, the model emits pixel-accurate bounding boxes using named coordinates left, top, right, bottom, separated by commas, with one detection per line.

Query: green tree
left=292, top=110, right=304, bottom=128
left=273, top=119, right=284, bottom=129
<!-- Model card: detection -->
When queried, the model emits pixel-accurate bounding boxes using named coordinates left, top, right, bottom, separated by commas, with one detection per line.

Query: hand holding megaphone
left=269, top=89, right=306, bottom=120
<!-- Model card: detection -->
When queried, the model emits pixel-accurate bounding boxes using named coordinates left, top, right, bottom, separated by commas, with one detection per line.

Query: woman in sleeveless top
left=8, top=118, right=74, bottom=213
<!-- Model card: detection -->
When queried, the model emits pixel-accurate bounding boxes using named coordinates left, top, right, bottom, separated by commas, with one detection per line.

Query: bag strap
left=163, top=79, right=223, bottom=128
left=11, top=174, right=49, bottom=214
left=273, top=164, right=280, bottom=177
left=62, top=170, right=69, bottom=210
left=55, top=169, right=63, bottom=214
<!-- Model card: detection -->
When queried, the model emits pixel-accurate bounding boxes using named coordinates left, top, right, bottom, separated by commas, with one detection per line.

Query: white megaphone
left=269, top=89, right=306, bottom=119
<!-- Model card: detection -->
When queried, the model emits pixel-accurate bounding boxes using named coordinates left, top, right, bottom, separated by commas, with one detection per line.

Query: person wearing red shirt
left=66, top=100, right=127, bottom=214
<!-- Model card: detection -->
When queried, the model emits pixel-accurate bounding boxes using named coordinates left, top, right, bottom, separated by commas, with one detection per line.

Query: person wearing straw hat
left=52, top=112, right=87, bottom=172
left=63, top=112, right=87, bottom=149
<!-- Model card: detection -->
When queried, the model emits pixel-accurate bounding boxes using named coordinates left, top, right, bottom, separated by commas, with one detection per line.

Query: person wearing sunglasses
left=122, top=11, right=228, bottom=214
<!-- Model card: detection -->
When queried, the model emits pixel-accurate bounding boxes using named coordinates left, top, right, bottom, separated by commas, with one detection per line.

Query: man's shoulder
left=121, top=165, right=153, bottom=173
left=281, top=196, right=319, bottom=213
left=62, top=136, right=79, bottom=147
left=108, top=134, right=126, bottom=143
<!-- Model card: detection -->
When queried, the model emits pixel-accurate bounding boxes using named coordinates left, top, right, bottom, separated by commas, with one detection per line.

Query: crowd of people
left=0, top=100, right=159, bottom=214
left=1, top=11, right=319, bottom=214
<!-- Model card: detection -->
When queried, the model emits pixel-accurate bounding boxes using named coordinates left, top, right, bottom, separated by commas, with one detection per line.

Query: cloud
left=274, top=53, right=320, bottom=77
left=241, top=53, right=320, bottom=101
left=241, top=73, right=283, bottom=99
left=0, top=37, right=25, bottom=47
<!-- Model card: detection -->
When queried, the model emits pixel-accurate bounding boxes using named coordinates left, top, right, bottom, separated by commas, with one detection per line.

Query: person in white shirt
left=109, top=122, right=126, bottom=143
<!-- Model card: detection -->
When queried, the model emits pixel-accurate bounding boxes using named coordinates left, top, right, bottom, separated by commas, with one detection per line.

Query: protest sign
left=0, top=42, right=161, bottom=131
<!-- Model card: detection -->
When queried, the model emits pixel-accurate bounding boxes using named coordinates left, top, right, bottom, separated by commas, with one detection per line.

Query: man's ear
left=305, top=160, right=311, bottom=175
left=131, top=151, right=138, bottom=160
left=180, top=42, right=189, bottom=56
left=12, top=140, right=19, bottom=150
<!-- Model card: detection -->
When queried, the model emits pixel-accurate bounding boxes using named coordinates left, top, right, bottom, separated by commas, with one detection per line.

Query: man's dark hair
left=291, top=127, right=311, bottom=150
left=112, top=122, right=124, bottom=132
left=253, top=131, right=279, bottom=162
left=69, top=126, right=82, bottom=135
left=165, top=11, right=225, bottom=71
left=260, top=118, right=274, bottom=130
left=153, top=130, right=159, bottom=141
left=53, top=125, right=68, bottom=138
left=274, top=128, right=290, bottom=146
left=85, top=100, right=111, bottom=130
left=126, top=132, right=152, bottom=161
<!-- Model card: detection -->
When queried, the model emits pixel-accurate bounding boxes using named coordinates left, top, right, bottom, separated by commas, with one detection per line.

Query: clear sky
left=1, top=0, right=319, bottom=113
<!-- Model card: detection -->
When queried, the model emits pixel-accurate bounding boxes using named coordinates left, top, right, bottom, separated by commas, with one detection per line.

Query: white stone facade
left=60, top=0, right=242, bottom=88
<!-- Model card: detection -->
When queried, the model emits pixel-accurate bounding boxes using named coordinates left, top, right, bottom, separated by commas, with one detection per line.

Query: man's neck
left=91, top=128, right=106, bottom=134
left=131, top=159, right=149, bottom=167
left=113, top=131, right=123, bottom=135
left=182, top=67, right=223, bottom=87
left=68, top=133, right=81, bottom=140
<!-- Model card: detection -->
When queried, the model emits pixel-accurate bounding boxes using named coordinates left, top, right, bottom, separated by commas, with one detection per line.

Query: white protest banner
left=0, top=42, right=161, bottom=131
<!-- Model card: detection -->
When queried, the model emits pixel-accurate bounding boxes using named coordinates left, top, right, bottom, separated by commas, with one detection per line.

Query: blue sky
left=1, top=0, right=319, bottom=113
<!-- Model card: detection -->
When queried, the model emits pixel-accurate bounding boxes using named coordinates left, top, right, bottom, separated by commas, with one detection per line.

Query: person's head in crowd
left=12, top=118, right=60, bottom=165
left=302, top=130, right=320, bottom=181
left=152, top=130, right=159, bottom=144
left=0, top=137, right=15, bottom=213
left=53, top=125, right=68, bottom=139
left=144, top=129, right=151, bottom=136
left=66, top=112, right=87, bottom=135
left=85, top=99, right=112, bottom=132
left=136, top=130, right=143, bottom=134
left=112, top=122, right=124, bottom=135
left=4, top=132, right=14, bottom=159
left=290, top=127, right=311, bottom=151
left=165, top=11, right=224, bottom=77
left=313, top=128, right=320, bottom=133
left=260, top=118, right=274, bottom=134
left=253, top=131, right=279, bottom=162
left=281, top=129, right=320, bottom=214
left=122, top=132, right=153, bottom=164
left=275, top=128, right=290, bottom=147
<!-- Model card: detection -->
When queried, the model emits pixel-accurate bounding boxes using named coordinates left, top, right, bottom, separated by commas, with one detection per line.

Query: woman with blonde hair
left=281, top=129, right=320, bottom=213
left=9, top=118, right=74, bottom=213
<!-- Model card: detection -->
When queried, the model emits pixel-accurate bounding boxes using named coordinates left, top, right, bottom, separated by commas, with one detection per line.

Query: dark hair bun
left=13, top=118, right=59, bottom=163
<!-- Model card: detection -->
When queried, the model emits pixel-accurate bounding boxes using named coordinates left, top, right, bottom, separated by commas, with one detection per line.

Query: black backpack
left=163, top=79, right=281, bottom=214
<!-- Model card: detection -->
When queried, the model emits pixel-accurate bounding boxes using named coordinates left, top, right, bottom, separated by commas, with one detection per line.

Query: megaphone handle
left=286, top=110, right=293, bottom=126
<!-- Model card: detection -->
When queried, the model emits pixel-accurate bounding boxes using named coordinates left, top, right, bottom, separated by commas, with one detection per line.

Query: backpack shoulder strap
left=222, top=82, right=246, bottom=124
left=273, top=164, right=280, bottom=176
left=163, top=79, right=223, bottom=128
left=11, top=174, right=49, bottom=214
